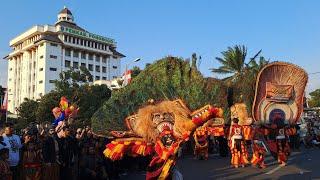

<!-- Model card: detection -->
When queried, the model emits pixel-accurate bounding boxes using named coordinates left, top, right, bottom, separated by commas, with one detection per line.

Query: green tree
left=41, top=67, right=112, bottom=126
left=309, top=89, right=320, bottom=107
left=36, top=91, right=61, bottom=123
left=0, top=86, right=5, bottom=99
left=54, top=66, right=93, bottom=96
left=236, top=56, right=269, bottom=111
left=77, top=84, right=111, bottom=125
left=16, top=98, right=39, bottom=129
left=210, top=45, right=249, bottom=82
left=131, top=66, right=142, bottom=78
left=211, top=45, right=268, bottom=113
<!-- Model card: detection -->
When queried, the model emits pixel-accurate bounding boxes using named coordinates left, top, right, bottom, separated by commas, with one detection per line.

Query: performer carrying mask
left=229, top=118, right=249, bottom=168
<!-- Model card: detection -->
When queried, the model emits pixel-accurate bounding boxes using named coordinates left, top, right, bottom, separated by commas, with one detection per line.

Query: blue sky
left=0, top=0, right=319, bottom=94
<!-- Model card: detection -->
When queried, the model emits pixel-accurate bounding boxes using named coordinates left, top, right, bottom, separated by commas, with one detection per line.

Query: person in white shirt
left=2, top=122, right=22, bottom=180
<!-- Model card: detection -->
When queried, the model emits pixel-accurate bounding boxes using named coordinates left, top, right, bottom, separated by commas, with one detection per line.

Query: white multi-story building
left=4, top=7, right=125, bottom=113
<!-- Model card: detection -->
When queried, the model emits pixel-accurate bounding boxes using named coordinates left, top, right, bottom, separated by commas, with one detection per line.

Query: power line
left=308, top=72, right=320, bottom=75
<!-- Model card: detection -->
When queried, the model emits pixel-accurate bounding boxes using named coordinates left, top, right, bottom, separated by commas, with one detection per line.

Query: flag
left=122, top=69, right=132, bottom=86
left=1, top=89, right=7, bottom=115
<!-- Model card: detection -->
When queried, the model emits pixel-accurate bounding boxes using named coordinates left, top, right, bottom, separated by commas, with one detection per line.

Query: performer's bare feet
left=279, top=162, right=286, bottom=167
left=260, top=164, right=266, bottom=169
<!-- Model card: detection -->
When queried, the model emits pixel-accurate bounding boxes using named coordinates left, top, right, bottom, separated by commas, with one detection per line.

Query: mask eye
left=163, top=113, right=173, bottom=120
left=152, top=113, right=161, bottom=119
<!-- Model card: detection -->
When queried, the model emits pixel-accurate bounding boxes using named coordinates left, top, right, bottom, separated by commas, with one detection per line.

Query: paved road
left=121, top=147, right=320, bottom=179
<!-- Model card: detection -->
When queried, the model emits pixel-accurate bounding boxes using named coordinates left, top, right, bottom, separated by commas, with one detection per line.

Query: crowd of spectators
left=0, top=117, right=319, bottom=180
left=302, top=118, right=320, bottom=148
left=0, top=122, right=149, bottom=180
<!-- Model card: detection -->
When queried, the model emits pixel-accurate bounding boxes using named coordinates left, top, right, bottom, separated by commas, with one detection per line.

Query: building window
left=72, top=37, right=76, bottom=44
left=73, top=62, right=79, bottom=69
left=49, top=80, right=55, bottom=83
left=102, top=66, right=106, bottom=73
left=39, top=80, right=43, bottom=84
left=102, top=57, right=107, bottom=63
left=81, top=63, right=86, bottom=67
left=80, top=39, right=83, bottom=46
left=50, top=43, right=57, bottom=47
left=40, top=55, right=43, bottom=59
left=88, top=54, right=93, bottom=60
left=68, top=36, right=71, bottom=43
left=112, top=66, right=118, bottom=69
left=65, top=60, right=71, bottom=67
left=49, top=67, right=57, bottom=71
left=73, top=51, right=79, bottom=58
left=95, top=55, right=100, bottom=62
left=95, top=76, right=100, bottom=80
left=39, top=68, right=43, bottom=71
left=9, top=78, right=12, bottom=81
left=64, top=35, right=68, bottom=42
left=113, top=76, right=117, bottom=79
left=40, top=43, right=44, bottom=47
left=102, top=77, right=106, bottom=80
left=10, top=68, right=12, bottom=71
left=88, top=64, right=93, bottom=71
left=50, top=55, right=57, bottom=59
left=95, top=65, right=100, bottom=72
left=65, top=49, right=71, bottom=56
left=81, top=52, right=86, bottom=59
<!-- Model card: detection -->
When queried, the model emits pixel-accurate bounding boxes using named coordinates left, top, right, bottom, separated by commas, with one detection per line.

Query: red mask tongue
left=162, top=125, right=170, bottom=131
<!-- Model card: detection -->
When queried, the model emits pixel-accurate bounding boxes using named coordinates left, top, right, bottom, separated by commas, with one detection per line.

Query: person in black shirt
left=57, top=125, right=79, bottom=180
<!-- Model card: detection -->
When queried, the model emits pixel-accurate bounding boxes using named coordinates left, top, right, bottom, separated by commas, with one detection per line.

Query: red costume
left=275, top=126, right=290, bottom=165
left=229, top=122, right=249, bottom=168
left=146, top=130, right=188, bottom=180
left=193, top=127, right=209, bottom=160
left=250, top=127, right=267, bottom=168
left=103, top=99, right=224, bottom=180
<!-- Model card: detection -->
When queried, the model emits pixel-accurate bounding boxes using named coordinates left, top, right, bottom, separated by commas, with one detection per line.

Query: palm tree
left=244, top=56, right=269, bottom=108
left=210, top=45, right=248, bottom=82
left=211, top=45, right=266, bottom=108
left=247, top=56, right=269, bottom=74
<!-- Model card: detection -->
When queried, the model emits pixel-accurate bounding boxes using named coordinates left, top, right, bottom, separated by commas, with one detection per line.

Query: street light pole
left=125, top=58, right=141, bottom=74
left=122, top=58, right=141, bottom=87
